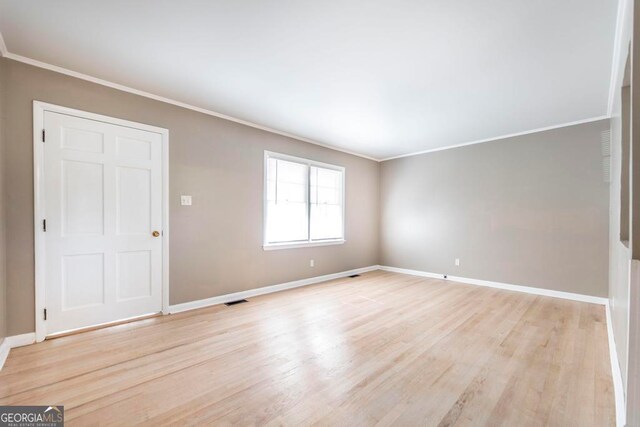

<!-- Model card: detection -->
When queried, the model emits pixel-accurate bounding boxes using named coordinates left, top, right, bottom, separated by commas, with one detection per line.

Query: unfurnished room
left=0, top=0, right=637, bottom=426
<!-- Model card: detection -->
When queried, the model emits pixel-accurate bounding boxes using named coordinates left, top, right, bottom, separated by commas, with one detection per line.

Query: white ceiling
left=0, top=0, right=619, bottom=160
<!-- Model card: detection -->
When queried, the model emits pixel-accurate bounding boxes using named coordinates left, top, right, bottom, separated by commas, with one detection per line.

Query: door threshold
left=46, top=312, right=161, bottom=340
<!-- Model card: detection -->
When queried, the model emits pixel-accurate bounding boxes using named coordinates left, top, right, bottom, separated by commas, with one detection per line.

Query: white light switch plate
left=181, top=195, right=192, bottom=206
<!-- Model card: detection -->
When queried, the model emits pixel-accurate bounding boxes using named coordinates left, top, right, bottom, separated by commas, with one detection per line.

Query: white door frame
left=33, top=101, right=170, bottom=342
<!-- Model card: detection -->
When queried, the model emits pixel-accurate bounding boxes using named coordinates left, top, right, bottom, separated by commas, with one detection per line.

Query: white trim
left=47, top=312, right=159, bottom=338
left=0, top=47, right=377, bottom=162
left=0, top=32, right=7, bottom=56
left=32, top=101, right=170, bottom=342
left=379, top=266, right=608, bottom=305
left=379, top=116, right=611, bottom=161
left=162, top=124, right=171, bottom=315
left=0, top=339, right=9, bottom=371
left=264, top=239, right=345, bottom=251
left=33, top=102, right=46, bottom=342
left=606, top=301, right=627, bottom=427
left=626, top=260, right=640, bottom=425
left=0, top=333, right=37, bottom=371
left=263, top=150, right=346, bottom=248
left=6, top=333, right=36, bottom=348
left=607, top=0, right=629, bottom=117
left=380, top=266, right=442, bottom=280
left=626, top=260, right=633, bottom=396
left=169, top=265, right=379, bottom=314
left=33, top=101, right=172, bottom=134
left=264, top=150, right=346, bottom=172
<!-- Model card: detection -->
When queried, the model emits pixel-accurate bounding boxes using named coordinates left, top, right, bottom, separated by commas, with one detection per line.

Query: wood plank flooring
left=0, top=271, right=615, bottom=426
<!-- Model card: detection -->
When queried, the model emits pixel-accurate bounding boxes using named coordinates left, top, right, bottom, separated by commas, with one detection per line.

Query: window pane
left=310, top=166, right=343, bottom=240
left=266, top=158, right=309, bottom=243
left=266, top=158, right=277, bottom=201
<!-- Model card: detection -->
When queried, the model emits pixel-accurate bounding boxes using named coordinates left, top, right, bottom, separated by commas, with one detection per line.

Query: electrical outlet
left=181, top=195, right=192, bottom=206
left=455, top=258, right=460, bottom=266
left=310, top=259, right=315, bottom=267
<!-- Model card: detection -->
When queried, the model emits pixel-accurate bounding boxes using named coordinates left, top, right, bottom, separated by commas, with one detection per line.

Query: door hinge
left=42, top=129, right=45, bottom=142
left=44, top=308, right=47, bottom=321
left=42, top=219, right=46, bottom=232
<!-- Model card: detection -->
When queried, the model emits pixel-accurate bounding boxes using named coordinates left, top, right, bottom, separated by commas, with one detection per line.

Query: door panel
left=62, top=253, right=105, bottom=310
left=44, top=111, right=163, bottom=335
left=116, top=136, right=152, bottom=160
left=62, top=160, right=104, bottom=236
left=116, top=250, right=152, bottom=300
left=61, top=126, right=104, bottom=153
left=116, top=166, right=151, bottom=235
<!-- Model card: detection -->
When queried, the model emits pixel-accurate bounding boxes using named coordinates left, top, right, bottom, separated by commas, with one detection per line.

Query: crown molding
left=0, top=36, right=379, bottom=162
left=0, top=32, right=7, bottom=56
left=607, top=0, right=630, bottom=117
left=380, top=115, right=610, bottom=161
left=0, top=30, right=615, bottom=163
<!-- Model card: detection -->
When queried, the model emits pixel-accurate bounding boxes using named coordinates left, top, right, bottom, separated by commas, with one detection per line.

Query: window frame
left=263, top=151, right=346, bottom=250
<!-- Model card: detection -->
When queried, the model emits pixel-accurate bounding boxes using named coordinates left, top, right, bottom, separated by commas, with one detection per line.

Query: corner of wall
left=0, top=56, right=7, bottom=344
left=376, top=159, right=383, bottom=266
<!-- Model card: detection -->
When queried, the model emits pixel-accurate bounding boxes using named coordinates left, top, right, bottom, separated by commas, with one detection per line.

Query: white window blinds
left=265, top=152, right=344, bottom=248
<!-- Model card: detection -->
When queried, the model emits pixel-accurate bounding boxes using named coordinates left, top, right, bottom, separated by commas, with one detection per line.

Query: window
left=264, top=151, right=345, bottom=249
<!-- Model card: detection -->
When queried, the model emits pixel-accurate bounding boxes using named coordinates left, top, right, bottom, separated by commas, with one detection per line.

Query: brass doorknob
left=152, top=231, right=160, bottom=237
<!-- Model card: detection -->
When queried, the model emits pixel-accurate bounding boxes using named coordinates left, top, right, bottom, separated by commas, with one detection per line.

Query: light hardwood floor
left=0, top=271, right=614, bottom=426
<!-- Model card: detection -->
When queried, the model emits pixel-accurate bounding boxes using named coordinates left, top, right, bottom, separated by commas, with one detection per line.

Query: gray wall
left=0, top=55, right=613, bottom=339
left=380, top=121, right=610, bottom=297
left=1, top=57, right=380, bottom=336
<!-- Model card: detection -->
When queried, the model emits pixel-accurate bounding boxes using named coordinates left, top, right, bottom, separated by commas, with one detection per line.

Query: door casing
left=33, top=101, right=170, bottom=342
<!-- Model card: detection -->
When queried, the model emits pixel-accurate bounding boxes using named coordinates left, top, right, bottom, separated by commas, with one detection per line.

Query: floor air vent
left=225, top=299, right=248, bottom=306
left=349, top=274, right=360, bottom=278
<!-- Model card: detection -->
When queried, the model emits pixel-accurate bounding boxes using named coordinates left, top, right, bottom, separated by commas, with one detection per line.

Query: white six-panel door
left=42, top=110, right=164, bottom=335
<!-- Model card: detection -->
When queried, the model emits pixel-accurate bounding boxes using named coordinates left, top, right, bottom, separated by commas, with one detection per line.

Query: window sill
left=263, top=239, right=345, bottom=251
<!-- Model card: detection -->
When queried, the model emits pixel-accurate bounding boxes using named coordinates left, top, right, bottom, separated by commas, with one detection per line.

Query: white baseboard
left=379, top=266, right=608, bottom=305
left=0, top=339, right=9, bottom=371
left=0, top=332, right=36, bottom=371
left=169, top=265, right=380, bottom=314
left=606, top=301, right=627, bottom=427
left=380, top=266, right=442, bottom=280
left=7, top=332, right=36, bottom=348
